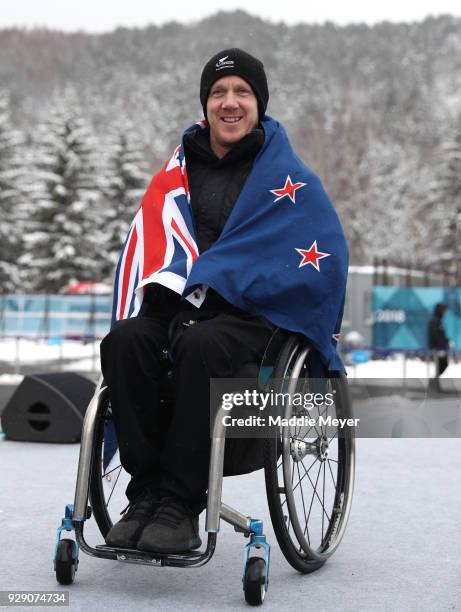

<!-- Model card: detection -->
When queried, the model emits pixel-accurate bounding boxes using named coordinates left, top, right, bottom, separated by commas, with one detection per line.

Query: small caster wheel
left=243, top=557, right=266, bottom=606
left=55, top=539, right=77, bottom=585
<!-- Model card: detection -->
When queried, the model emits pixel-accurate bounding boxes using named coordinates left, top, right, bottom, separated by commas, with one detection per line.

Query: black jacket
left=428, top=317, right=449, bottom=350
left=183, top=126, right=264, bottom=253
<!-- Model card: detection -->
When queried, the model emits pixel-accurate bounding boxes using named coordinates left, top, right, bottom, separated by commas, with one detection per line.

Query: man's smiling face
left=206, top=75, right=259, bottom=158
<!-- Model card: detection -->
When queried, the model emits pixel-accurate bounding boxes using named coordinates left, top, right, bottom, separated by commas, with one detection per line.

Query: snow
left=348, top=265, right=426, bottom=278
left=0, top=338, right=100, bottom=363
left=0, top=338, right=101, bottom=380
left=0, top=373, right=23, bottom=385
left=1, top=337, right=460, bottom=382
left=347, top=352, right=461, bottom=378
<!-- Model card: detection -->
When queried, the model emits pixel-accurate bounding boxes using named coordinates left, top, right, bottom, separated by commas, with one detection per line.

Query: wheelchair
left=54, top=329, right=355, bottom=606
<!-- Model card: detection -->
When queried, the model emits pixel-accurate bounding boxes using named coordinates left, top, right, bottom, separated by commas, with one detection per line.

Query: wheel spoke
left=303, top=461, right=322, bottom=543
left=105, top=465, right=122, bottom=507
left=300, top=460, right=331, bottom=523
left=300, top=455, right=320, bottom=474
left=319, top=403, right=326, bottom=437
left=296, top=462, right=309, bottom=542
left=301, top=402, right=330, bottom=439
left=327, top=458, right=337, bottom=488
left=288, top=456, right=319, bottom=497
left=284, top=458, right=296, bottom=519
left=321, top=461, right=326, bottom=542
left=102, top=463, right=122, bottom=478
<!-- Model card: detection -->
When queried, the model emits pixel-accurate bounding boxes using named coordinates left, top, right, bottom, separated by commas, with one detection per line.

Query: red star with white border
left=270, top=175, right=307, bottom=203
left=295, top=241, right=331, bottom=271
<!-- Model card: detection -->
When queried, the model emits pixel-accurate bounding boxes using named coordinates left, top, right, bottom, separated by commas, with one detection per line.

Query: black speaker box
left=1, top=372, right=95, bottom=443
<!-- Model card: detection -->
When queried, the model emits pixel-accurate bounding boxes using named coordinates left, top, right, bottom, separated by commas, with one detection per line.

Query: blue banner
left=0, top=295, right=112, bottom=338
left=372, top=287, right=461, bottom=350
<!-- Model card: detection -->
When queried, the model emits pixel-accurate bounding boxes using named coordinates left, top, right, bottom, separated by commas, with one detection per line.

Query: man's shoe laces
left=152, top=500, right=193, bottom=529
left=119, top=492, right=157, bottom=518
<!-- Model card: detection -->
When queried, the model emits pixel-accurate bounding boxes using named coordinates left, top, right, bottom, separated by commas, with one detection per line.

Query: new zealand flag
left=112, top=116, right=348, bottom=370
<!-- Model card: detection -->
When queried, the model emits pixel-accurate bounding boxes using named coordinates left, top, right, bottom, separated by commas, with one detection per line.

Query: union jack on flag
left=112, top=133, right=207, bottom=324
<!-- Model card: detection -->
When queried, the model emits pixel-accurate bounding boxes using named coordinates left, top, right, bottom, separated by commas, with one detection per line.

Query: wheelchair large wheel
left=89, top=391, right=130, bottom=537
left=264, top=335, right=355, bottom=573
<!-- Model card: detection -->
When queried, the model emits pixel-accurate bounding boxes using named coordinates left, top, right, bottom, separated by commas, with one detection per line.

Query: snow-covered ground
left=0, top=338, right=101, bottom=382
left=0, top=338, right=101, bottom=365
left=347, top=352, right=461, bottom=379
left=1, top=338, right=460, bottom=384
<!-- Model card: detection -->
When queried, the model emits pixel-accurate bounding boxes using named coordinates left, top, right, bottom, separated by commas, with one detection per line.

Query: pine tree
left=428, top=115, right=461, bottom=280
left=358, top=140, right=427, bottom=264
left=0, top=90, right=26, bottom=292
left=22, top=88, right=107, bottom=292
left=100, top=121, right=148, bottom=280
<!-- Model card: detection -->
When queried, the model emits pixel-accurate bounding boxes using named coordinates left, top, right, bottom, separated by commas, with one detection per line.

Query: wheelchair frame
left=54, top=332, right=355, bottom=606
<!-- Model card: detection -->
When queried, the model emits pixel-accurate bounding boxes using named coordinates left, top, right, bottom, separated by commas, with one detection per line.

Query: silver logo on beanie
left=216, top=55, right=235, bottom=71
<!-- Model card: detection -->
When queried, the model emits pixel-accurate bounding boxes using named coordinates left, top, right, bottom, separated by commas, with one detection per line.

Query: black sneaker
left=105, top=490, right=160, bottom=549
left=137, top=498, right=202, bottom=553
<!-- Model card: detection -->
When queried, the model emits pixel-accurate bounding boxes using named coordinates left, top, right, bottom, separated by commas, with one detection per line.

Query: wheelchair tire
left=264, top=334, right=355, bottom=573
left=243, top=557, right=266, bottom=606
left=88, top=392, right=118, bottom=537
left=55, top=539, right=77, bottom=585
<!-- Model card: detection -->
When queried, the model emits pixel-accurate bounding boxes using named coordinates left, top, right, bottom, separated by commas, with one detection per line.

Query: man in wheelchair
left=100, top=48, right=348, bottom=555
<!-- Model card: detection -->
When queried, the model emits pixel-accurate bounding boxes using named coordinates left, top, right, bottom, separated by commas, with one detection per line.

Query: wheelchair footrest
left=117, top=553, right=163, bottom=567
left=95, top=544, right=207, bottom=565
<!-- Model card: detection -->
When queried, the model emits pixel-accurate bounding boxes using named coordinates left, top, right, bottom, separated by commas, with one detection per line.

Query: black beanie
left=200, top=48, right=269, bottom=120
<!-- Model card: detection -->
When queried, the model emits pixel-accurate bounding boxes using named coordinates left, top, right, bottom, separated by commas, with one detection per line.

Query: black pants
left=100, top=307, right=273, bottom=514
left=436, top=354, right=448, bottom=378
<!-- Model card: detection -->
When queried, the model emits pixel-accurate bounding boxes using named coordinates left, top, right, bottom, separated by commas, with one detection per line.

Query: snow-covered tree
left=1, top=14, right=460, bottom=273
left=22, top=88, right=107, bottom=292
left=427, top=114, right=461, bottom=279
left=0, top=90, right=26, bottom=292
left=100, top=121, right=148, bottom=280
left=358, top=140, right=429, bottom=264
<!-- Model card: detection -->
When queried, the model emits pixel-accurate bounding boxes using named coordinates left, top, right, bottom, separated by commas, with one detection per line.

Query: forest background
left=0, top=10, right=460, bottom=292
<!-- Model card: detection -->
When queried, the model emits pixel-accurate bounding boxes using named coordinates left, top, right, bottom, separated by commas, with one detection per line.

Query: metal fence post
left=14, top=335, right=20, bottom=375
left=402, top=351, right=407, bottom=392
left=92, top=336, right=98, bottom=374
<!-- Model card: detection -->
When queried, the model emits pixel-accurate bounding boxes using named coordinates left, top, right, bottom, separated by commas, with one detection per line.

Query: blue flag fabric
left=182, top=116, right=348, bottom=371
